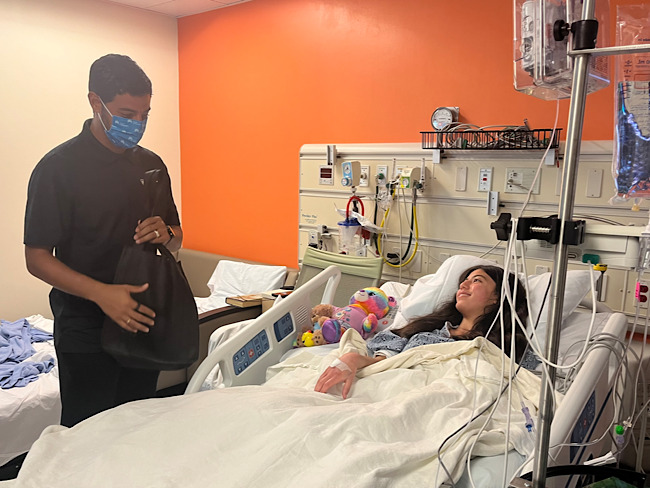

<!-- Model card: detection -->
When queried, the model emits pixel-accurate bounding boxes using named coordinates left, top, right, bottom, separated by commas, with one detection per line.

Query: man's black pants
left=56, top=350, right=159, bottom=427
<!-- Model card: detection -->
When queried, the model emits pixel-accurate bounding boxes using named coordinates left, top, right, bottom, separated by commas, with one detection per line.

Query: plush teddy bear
left=321, top=287, right=396, bottom=343
left=311, top=304, right=338, bottom=327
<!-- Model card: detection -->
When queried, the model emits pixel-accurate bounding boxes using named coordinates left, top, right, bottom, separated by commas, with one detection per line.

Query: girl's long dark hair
left=396, top=265, right=529, bottom=362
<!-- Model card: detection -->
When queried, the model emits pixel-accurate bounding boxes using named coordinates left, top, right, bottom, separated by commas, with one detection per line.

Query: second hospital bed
left=2, top=257, right=630, bottom=488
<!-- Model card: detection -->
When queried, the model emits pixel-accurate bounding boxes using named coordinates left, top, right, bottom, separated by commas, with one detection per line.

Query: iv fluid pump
left=513, top=0, right=610, bottom=100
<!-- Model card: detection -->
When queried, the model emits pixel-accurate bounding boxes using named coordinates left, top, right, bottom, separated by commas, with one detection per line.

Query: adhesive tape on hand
left=331, top=358, right=351, bottom=372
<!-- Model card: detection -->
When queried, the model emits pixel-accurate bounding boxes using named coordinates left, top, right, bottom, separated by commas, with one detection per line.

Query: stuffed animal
left=311, top=303, right=339, bottom=328
left=321, top=287, right=396, bottom=343
left=294, top=323, right=330, bottom=348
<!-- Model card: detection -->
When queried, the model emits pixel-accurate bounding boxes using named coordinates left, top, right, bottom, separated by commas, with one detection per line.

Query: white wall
left=0, top=0, right=180, bottom=320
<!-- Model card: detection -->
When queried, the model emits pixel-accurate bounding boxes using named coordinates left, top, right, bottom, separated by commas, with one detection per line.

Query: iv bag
left=611, top=5, right=650, bottom=203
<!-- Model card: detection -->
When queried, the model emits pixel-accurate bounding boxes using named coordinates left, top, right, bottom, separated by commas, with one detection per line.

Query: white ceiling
left=101, top=0, right=252, bottom=18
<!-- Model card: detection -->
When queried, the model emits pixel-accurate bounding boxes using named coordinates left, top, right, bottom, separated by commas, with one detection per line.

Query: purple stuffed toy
left=321, top=287, right=396, bottom=343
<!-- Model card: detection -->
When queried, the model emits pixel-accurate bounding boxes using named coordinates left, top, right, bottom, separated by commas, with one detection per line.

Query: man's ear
left=88, top=92, right=102, bottom=114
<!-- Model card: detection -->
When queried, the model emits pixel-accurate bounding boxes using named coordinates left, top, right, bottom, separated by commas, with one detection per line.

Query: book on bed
left=225, top=294, right=265, bottom=308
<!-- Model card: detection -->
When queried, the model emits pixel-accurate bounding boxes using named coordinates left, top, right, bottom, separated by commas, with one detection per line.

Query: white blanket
left=11, top=331, right=543, bottom=488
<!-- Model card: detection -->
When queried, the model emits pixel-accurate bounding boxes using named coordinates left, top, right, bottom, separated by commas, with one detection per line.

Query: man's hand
left=134, top=216, right=168, bottom=245
left=94, top=283, right=155, bottom=334
left=25, top=246, right=157, bottom=334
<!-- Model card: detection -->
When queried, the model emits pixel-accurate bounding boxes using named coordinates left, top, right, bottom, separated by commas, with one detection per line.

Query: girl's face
left=455, top=269, right=498, bottom=321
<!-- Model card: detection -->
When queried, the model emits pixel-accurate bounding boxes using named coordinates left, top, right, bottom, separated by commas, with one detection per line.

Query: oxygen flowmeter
left=341, top=161, right=360, bottom=187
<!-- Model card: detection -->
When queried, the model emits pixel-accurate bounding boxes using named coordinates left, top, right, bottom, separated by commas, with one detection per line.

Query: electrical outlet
left=504, top=168, right=540, bottom=194
left=636, top=281, right=649, bottom=309
left=308, top=230, right=320, bottom=246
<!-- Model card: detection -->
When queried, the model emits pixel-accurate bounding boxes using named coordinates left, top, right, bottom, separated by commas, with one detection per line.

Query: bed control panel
left=273, top=312, right=294, bottom=342
left=233, top=330, right=270, bottom=375
left=570, top=391, right=596, bottom=462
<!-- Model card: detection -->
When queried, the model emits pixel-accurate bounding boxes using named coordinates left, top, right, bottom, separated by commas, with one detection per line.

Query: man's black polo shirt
left=24, top=119, right=180, bottom=353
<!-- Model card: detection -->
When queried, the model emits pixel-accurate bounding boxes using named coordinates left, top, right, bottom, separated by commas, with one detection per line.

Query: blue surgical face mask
left=98, top=98, right=147, bottom=149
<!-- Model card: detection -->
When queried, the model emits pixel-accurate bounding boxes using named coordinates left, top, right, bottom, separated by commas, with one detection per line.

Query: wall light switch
left=586, top=169, right=603, bottom=198
left=455, top=166, right=467, bottom=191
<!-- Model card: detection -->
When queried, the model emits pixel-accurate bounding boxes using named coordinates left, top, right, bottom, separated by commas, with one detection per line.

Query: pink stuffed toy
left=321, top=287, right=396, bottom=343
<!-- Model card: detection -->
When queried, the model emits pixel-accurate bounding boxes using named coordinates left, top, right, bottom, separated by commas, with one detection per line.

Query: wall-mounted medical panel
left=299, top=142, right=649, bottom=319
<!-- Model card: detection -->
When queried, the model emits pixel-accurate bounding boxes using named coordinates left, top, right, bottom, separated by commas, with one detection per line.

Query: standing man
left=24, top=54, right=182, bottom=427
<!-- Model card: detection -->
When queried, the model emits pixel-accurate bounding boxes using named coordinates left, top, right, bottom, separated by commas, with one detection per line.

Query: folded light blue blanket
left=0, top=318, right=55, bottom=389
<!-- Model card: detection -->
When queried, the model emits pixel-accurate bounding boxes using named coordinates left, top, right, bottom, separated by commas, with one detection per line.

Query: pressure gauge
left=431, top=106, right=459, bottom=131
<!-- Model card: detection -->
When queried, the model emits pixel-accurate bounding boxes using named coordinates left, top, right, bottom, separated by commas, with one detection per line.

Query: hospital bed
left=0, top=315, right=58, bottom=471
left=192, top=259, right=631, bottom=487
left=1, top=255, right=630, bottom=488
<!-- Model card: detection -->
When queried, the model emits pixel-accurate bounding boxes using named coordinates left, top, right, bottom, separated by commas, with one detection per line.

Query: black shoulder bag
left=101, top=168, right=199, bottom=370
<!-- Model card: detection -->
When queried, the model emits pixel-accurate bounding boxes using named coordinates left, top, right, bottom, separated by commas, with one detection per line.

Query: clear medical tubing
left=531, top=5, right=650, bottom=486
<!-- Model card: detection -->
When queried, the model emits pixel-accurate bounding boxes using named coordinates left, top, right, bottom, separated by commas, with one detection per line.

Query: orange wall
left=178, top=0, right=633, bottom=267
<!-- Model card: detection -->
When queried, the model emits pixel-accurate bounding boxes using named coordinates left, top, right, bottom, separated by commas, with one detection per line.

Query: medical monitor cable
left=544, top=301, right=640, bottom=458
left=440, top=235, right=558, bottom=487
left=440, top=237, right=535, bottom=487
left=436, top=291, right=512, bottom=487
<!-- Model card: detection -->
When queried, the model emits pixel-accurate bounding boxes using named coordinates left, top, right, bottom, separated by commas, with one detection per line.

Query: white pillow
left=392, top=255, right=595, bottom=350
left=526, top=269, right=596, bottom=352
left=194, top=260, right=287, bottom=314
left=394, top=255, right=498, bottom=328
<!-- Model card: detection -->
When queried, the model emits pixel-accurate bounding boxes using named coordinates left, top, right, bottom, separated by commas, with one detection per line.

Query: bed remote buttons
left=233, top=330, right=270, bottom=375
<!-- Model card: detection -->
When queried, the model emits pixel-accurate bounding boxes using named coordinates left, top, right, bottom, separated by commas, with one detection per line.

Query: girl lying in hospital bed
left=316, top=265, right=531, bottom=399
left=5, top=261, right=549, bottom=488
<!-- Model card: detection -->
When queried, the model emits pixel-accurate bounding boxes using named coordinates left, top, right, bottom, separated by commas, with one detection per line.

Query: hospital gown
left=367, top=323, right=540, bottom=370
left=367, top=322, right=456, bottom=358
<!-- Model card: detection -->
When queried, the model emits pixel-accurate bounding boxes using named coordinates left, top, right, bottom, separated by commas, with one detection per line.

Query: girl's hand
left=314, top=352, right=361, bottom=399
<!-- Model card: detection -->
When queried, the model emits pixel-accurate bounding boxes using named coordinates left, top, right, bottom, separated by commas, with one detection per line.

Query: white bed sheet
left=8, top=331, right=543, bottom=488
left=203, top=309, right=618, bottom=487
left=0, top=316, right=60, bottom=467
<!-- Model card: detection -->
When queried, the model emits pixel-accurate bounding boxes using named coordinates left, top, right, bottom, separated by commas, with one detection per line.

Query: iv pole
left=532, top=2, right=650, bottom=487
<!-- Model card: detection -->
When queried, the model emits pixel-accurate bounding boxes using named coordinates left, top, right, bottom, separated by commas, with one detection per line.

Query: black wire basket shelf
left=421, top=128, right=562, bottom=151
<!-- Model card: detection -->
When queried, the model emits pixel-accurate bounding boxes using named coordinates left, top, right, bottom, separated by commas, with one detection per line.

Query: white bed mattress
left=0, top=316, right=60, bottom=467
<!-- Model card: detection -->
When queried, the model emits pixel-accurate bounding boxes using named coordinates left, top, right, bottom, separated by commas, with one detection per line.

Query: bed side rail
left=185, top=265, right=341, bottom=393
left=548, top=312, right=627, bottom=467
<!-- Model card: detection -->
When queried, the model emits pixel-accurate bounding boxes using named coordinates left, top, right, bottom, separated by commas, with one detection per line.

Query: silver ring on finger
left=154, top=229, right=160, bottom=238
